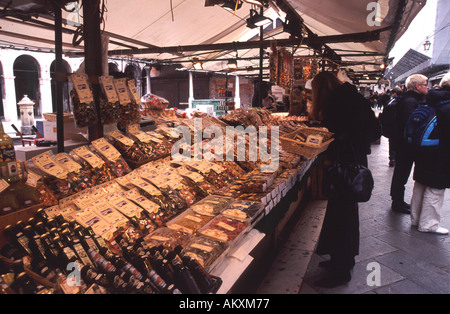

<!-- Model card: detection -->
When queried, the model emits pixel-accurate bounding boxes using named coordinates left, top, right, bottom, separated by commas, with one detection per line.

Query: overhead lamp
left=222, top=0, right=242, bottom=11
left=227, top=59, right=238, bottom=70
left=246, top=9, right=272, bottom=29
left=242, top=0, right=268, bottom=7
left=423, top=37, right=431, bottom=51
left=192, top=58, right=203, bottom=70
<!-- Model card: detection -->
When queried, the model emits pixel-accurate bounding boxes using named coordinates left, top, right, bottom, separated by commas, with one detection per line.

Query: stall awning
left=0, top=0, right=426, bottom=82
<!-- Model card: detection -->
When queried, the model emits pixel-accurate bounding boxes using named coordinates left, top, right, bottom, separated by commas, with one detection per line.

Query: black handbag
left=323, top=143, right=374, bottom=202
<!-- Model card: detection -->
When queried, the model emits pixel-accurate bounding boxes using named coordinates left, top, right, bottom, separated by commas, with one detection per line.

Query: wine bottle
left=170, top=254, right=202, bottom=294
left=3, top=225, right=32, bottom=257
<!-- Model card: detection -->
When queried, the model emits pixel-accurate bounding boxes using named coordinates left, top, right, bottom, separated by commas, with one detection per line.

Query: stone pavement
left=299, top=136, right=450, bottom=294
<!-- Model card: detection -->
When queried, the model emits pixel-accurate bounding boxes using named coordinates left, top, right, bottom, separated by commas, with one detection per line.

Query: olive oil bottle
left=0, top=122, right=20, bottom=183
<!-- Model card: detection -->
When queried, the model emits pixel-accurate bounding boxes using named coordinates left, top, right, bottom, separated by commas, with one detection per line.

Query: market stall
left=0, top=0, right=426, bottom=295
left=0, top=102, right=332, bottom=294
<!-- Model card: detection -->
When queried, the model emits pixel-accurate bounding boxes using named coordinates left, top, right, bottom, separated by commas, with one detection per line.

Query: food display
left=70, top=74, right=98, bottom=128
left=99, top=75, right=120, bottom=125
left=166, top=208, right=214, bottom=235
left=0, top=103, right=330, bottom=294
left=182, top=236, right=226, bottom=271
left=198, top=215, right=249, bottom=244
left=191, top=195, right=233, bottom=217
left=114, top=78, right=140, bottom=130
left=143, top=227, right=192, bottom=250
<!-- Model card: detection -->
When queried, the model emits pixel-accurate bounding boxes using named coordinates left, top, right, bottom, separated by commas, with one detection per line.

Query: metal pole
left=83, top=0, right=103, bottom=141
left=258, top=6, right=264, bottom=107
left=53, top=5, right=64, bottom=153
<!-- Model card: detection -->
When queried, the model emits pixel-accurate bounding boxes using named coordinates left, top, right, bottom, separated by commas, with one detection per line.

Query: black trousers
left=390, top=143, right=414, bottom=203
left=316, top=196, right=359, bottom=272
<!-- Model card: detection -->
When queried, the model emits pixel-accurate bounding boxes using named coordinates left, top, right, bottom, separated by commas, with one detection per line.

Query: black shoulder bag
left=323, top=142, right=374, bottom=203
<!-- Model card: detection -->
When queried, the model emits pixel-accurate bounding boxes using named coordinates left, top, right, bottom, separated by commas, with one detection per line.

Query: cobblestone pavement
left=300, top=136, right=450, bottom=294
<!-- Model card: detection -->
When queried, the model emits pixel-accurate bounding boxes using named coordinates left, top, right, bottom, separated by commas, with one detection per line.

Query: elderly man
left=390, top=74, right=429, bottom=214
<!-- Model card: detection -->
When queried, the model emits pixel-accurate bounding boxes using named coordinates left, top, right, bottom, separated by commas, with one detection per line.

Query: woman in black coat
left=410, top=73, right=450, bottom=234
left=310, top=72, right=381, bottom=288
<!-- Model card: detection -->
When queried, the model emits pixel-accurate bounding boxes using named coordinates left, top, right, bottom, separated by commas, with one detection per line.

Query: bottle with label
left=0, top=122, right=20, bottom=183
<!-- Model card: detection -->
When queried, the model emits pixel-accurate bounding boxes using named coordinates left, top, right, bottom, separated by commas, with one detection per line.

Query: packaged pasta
left=166, top=208, right=214, bottom=235
left=182, top=236, right=226, bottom=271
left=198, top=215, right=249, bottom=244
left=90, top=137, right=131, bottom=178
left=69, top=145, right=116, bottom=185
left=143, top=227, right=192, bottom=250
left=114, top=78, right=140, bottom=130
left=70, top=73, right=98, bottom=128
left=99, top=75, right=120, bottom=125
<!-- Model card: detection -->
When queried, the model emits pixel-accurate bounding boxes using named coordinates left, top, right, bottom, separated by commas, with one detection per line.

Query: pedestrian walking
left=410, top=72, right=450, bottom=234
left=390, top=74, right=429, bottom=214
left=310, top=72, right=381, bottom=288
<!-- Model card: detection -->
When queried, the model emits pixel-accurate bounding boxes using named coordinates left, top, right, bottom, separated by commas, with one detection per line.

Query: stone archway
left=13, top=55, right=41, bottom=116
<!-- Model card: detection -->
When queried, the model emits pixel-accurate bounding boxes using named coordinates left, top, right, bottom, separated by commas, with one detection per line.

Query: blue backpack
left=404, top=104, right=439, bottom=150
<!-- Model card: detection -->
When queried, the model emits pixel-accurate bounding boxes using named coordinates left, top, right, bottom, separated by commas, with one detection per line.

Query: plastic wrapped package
left=123, top=172, right=178, bottom=218
left=184, top=161, right=230, bottom=189
left=114, top=78, right=140, bottom=130
left=29, top=152, right=72, bottom=200
left=138, top=166, right=197, bottom=208
left=221, top=200, right=265, bottom=224
left=52, top=152, right=95, bottom=194
left=145, top=131, right=172, bottom=157
left=174, top=165, right=216, bottom=197
left=124, top=188, right=168, bottom=227
left=70, top=73, right=98, bottom=128
left=182, top=236, right=227, bottom=271
left=140, top=93, right=169, bottom=118
left=90, top=137, right=131, bottom=178
left=143, top=227, right=193, bottom=250
left=166, top=208, right=215, bottom=235
left=106, top=131, right=152, bottom=169
left=127, top=124, right=163, bottom=160
left=198, top=215, right=250, bottom=244
left=99, top=75, right=120, bottom=125
left=105, top=190, right=157, bottom=236
left=69, top=145, right=116, bottom=185
left=190, top=195, right=233, bottom=217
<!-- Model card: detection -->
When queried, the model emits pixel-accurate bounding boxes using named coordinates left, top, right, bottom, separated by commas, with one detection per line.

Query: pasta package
left=70, top=73, right=98, bottom=128
left=99, top=75, right=120, bottom=125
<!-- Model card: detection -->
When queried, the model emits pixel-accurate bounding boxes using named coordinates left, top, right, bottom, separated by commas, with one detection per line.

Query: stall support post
left=189, top=71, right=194, bottom=108
left=83, top=0, right=104, bottom=141
left=53, top=5, right=64, bottom=153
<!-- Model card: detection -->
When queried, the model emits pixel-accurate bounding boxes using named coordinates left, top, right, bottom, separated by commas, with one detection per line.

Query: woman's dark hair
left=311, top=72, right=341, bottom=120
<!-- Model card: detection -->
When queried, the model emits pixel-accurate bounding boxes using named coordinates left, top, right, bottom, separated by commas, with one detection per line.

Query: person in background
left=390, top=74, right=429, bottom=214
left=410, top=72, right=450, bottom=234
left=310, top=72, right=381, bottom=288
left=384, top=86, right=403, bottom=167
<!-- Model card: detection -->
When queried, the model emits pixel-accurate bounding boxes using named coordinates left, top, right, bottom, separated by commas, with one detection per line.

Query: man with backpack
left=390, top=74, right=429, bottom=214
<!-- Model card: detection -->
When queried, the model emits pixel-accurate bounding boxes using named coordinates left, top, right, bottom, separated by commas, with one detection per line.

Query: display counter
left=1, top=109, right=331, bottom=294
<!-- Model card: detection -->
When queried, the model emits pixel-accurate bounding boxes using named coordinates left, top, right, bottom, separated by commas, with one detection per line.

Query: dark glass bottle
left=3, top=224, right=32, bottom=256
left=181, top=254, right=216, bottom=293
left=170, top=254, right=201, bottom=294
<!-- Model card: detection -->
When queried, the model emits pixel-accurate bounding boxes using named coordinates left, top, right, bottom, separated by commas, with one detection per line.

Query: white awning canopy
left=0, top=0, right=426, bottom=83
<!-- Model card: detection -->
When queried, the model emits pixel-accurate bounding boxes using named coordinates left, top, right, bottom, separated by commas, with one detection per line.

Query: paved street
left=300, top=136, right=450, bottom=294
